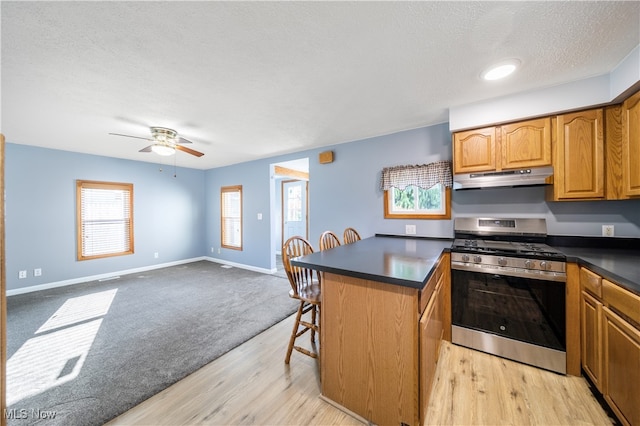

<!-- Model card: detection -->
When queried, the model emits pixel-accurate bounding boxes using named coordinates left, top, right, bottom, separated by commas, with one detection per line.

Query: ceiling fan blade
left=177, top=137, right=193, bottom=144
left=109, top=133, right=154, bottom=141
left=176, top=144, right=204, bottom=157
left=139, top=145, right=154, bottom=153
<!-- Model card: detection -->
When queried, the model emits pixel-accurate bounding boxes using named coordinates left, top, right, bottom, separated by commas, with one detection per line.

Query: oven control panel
left=451, top=252, right=566, bottom=281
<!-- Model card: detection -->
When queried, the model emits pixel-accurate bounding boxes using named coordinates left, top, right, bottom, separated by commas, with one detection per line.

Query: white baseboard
left=204, top=256, right=278, bottom=275
left=7, top=257, right=281, bottom=297
left=6, top=257, right=207, bottom=296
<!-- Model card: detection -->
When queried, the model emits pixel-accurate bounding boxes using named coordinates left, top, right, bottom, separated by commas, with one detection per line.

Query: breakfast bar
left=291, top=235, right=452, bottom=426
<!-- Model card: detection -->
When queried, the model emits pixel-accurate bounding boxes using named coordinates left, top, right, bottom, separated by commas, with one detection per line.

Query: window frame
left=76, top=180, right=134, bottom=261
left=383, top=184, right=451, bottom=220
left=220, top=185, right=243, bottom=251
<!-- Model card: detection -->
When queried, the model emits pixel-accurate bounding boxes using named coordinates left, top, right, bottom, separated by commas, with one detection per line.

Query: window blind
left=78, top=181, right=133, bottom=259
left=221, top=186, right=242, bottom=249
left=380, top=160, right=453, bottom=190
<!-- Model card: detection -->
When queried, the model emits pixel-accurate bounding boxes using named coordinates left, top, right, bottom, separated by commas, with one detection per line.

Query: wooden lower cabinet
left=580, top=290, right=602, bottom=391
left=603, top=307, right=640, bottom=426
left=419, top=272, right=444, bottom=419
left=580, top=267, right=640, bottom=426
left=321, top=253, right=450, bottom=426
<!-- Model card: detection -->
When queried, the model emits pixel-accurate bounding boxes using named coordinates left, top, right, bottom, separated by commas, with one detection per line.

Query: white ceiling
left=2, top=1, right=639, bottom=170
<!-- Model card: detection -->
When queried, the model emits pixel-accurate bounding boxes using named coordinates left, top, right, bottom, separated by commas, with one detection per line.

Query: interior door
left=282, top=180, right=308, bottom=246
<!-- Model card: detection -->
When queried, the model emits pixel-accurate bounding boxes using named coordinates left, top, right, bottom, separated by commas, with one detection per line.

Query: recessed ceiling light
left=482, top=59, right=520, bottom=81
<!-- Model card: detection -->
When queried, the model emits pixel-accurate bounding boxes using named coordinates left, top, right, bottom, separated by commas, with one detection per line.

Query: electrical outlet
left=602, top=225, right=615, bottom=237
left=154, top=252, right=159, bottom=258
left=217, top=248, right=221, bottom=254
left=34, top=268, right=42, bottom=277
left=405, top=224, right=417, bottom=235
left=19, top=270, right=27, bottom=279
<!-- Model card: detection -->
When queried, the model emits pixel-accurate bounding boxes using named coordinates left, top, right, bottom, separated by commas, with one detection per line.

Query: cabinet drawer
left=603, top=280, right=640, bottom=326
left=581, top=267, right=602, bottom=298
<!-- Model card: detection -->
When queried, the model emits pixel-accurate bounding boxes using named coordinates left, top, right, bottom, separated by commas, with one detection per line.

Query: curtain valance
left=380, top=160, right=452, bottom=190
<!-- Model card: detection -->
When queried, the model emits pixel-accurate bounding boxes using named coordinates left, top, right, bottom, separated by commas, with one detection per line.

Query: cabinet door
left=453, top=126, right=497, bottom=174
left=554, top=109, right=604, bottom=199
left=603, top=307, right=640, bottom=426
left=581, top=291, right=602, bottom=391
left=623, top=90, right=640, bottom=197
left=501, top=117, right=552, bottom=170
left=419, top=281, right=441, bottom=421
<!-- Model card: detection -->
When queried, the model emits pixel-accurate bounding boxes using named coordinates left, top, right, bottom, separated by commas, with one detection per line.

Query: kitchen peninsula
left=291, top=235, right=451, bottom=426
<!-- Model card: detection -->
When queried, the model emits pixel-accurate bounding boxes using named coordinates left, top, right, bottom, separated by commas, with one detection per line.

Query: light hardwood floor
left=109, top=313, right=616, bottom=426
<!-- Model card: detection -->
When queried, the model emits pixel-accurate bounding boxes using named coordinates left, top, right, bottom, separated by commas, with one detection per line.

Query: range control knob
left=473, top=255, right=482, bottom=263
left=524, top=260, right=536, bottom=269
left=540, top=261, right=549, bottom=270
left=497, top=257, right=507, bottom=267
left=461, top=254, right=470, bottom=262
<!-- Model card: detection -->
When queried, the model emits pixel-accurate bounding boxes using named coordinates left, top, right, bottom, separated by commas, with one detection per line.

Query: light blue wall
left=6, top=122, right=640, bottom=291
left=5, top=144, right=206, bottom=291
left=454, top=186, right=640, bottom=237
left=205, top=122, right=640, bottom=272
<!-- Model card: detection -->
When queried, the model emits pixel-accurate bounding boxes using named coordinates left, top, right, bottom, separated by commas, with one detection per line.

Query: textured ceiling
left=2, top=1, right=639, bottom=170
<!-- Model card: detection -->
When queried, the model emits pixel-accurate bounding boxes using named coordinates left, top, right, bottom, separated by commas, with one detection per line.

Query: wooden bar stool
left=282, top=236, right=321, bottom=364
left=343, top=227, right=361, bottom=244
left=319, top=230, right=341, bottom=251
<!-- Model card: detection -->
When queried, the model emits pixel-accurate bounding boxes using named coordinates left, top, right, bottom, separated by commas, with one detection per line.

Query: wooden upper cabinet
left=622, top=90, right=640, bottom=197
left=452, top=126, right=497, bottom=174
left=550, top=109, right=604, bottom=200
left=501, top=117, right=552, bottom=170
left=453, top=118, right=551, bottom=174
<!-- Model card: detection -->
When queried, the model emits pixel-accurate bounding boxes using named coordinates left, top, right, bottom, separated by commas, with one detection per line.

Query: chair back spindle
left=319, top=231, right=341, bottom=251
left=343, top=227, right=361, bottom=244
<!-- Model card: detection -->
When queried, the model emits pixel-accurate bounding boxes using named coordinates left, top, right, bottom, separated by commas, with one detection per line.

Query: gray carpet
left=6, top=261, right=298, bottom=425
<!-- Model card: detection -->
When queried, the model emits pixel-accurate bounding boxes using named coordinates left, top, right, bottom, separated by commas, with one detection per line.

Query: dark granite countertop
left=291, top=234, right=640, bottom=295
left=290, top=235, right=452, bottom=289
left=553, top=246, right=640, bottom=295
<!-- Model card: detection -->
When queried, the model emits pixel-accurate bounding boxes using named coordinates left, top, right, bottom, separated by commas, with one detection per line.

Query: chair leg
left=310, top=305, right=317, bottom=343
left=285, top=301, right=305, bottom=364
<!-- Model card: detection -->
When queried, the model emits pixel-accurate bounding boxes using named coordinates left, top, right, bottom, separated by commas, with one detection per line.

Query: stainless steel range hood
left=453, top=166, right=553, bottom=190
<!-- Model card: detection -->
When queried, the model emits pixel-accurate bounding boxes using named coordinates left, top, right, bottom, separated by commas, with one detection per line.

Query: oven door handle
left=451, top=261, right=566, bottom=283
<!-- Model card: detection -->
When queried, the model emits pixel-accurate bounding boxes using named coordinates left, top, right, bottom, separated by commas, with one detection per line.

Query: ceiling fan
left=109, top=127, right=204, bottom=157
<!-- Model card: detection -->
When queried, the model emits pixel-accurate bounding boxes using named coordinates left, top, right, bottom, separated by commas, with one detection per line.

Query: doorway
left=270, top=158, right=309, bottom=274
left=281, top=179, right=308, bottom=246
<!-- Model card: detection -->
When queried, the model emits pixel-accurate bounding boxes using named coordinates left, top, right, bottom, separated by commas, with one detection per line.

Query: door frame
left=281, top=179, right=309, bottom=249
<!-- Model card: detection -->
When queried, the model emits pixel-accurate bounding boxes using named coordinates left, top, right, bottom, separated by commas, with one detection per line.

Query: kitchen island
left=291, top=235, right=451, bottom=426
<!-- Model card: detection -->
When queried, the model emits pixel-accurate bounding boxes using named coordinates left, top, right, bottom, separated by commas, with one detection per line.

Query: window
left=381, top=161, right=452, bottom=219
left=286, top=184, right=303, bottom=222
left=76, top=180, right=134, bottom=260
left=384, top=184, right=451, bottom=219
left=221, top=185, right=243, bottom=250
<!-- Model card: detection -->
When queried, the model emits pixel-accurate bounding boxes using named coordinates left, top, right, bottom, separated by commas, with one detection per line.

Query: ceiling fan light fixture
left=482, top=59, right=520, bottom=81
left=151, top=144, right=175, bottom=156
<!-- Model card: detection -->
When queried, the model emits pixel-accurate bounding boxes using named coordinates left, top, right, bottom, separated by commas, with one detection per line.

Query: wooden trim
left=76, top=180, right=135, bottom=261
left=566, top=263, right=581, bottom=376
left=1, top=134, right=6, bottom=426
left=221, top=185, right=243, bottom=251
left=383, top=187, right=451, bottom=220
left=274, top=165, right=309, bottom=180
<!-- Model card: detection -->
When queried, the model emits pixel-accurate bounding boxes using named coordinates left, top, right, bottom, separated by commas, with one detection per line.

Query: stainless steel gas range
left=450, top=217, right=567, bottom=374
